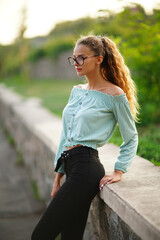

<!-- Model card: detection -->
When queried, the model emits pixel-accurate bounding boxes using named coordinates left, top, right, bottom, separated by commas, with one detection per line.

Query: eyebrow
left=73, top=54, right=86, bottom=57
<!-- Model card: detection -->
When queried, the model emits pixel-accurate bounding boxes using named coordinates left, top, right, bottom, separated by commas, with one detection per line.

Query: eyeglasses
left=68, top=54, right=99, bottom=66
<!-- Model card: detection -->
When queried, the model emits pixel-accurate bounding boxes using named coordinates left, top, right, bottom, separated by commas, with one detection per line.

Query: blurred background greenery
left=0, top=3, right=160, bottom=165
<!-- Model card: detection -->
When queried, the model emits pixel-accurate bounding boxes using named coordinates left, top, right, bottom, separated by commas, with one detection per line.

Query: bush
left=137, top=125, right=160, bottom=165
left=29, top=48, right=46, bottom=62
left=45, top=37, right=75, bottom=59
left=28, top=37, right=75, bottom=62
left=109, top=124, right=160, bottom=166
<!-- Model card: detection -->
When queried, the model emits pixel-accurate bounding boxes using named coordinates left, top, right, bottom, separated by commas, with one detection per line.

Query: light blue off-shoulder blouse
left=54, top=86, right=138, bottom=173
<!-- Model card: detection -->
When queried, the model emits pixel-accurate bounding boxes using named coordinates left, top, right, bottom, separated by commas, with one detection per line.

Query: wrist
left=54, top=182, right=61, bottom=187
left=114, top=169, right=123, bottom=175
left=54, top=172, right=64, bottom=185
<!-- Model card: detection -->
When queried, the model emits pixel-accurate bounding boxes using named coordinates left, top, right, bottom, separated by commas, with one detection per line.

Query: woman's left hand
left=99, top=169, right=123, bottom=190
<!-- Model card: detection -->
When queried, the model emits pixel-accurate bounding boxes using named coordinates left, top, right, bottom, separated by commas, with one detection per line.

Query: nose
left=74, top=60, right=79, bottom=66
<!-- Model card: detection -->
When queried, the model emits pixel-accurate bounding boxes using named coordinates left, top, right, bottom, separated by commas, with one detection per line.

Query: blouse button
left=68, top=127, right=71, bottom=130
left=68, top=139, right=70, bottom=142
left=72, top=114, right=75, bottom=117
left=85, top=93, right=88, bottom=96
left=79, top=102, right=82, bottom=105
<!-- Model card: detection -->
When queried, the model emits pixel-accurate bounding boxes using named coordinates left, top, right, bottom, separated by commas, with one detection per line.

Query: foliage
left=109, top=124, right=160, bottom=166
left=29, top=37, right=75, bottom=62
left=0, top=3, right=160, bottom=125
left=45, top=37, right=75, bottom=59
left=0, top=39, right=29, bottom=76
left=114, top=7, right=160, bottom=125
left=0, top=6, right=29, bottom=76
left=49, top=17, right=97, bottom=38
left=89, top=5, right=160, bottom=125
left=137, top=125, right=160, bottom=166
left=29, top=47, right=46, bottom=62
left=3, top=76, right=77, bottom=117
left=31, top=180, right=41, bottom=200
left=15, top=6, right=27, bottom=42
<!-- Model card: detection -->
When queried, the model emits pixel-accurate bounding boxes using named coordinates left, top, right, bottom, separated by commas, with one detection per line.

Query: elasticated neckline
left=73, top=86, right=127, bottom=100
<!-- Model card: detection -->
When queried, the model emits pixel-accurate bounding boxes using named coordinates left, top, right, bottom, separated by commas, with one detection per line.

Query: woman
left=31, top=35, right=139, bottom=240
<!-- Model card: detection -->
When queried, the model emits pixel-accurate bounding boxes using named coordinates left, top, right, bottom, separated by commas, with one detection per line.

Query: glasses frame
left=68, top=54, right=99, bottom=66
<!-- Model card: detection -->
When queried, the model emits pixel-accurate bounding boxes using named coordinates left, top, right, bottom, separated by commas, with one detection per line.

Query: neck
left=86, top=68, right=107, bottom=90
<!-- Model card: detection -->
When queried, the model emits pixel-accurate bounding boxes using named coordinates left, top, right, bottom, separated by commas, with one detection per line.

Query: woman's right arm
left=51, top=172, right=64, bottom=198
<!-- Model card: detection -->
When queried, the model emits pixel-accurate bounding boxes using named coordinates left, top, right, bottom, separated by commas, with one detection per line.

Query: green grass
left=1, top=76, right=159, bottom=166
left=2, top=76, right=79, bottom=117
left=31, top=180, right=41, bottom=201
left=16, top=150, right=25, bottom=166
left=3, top=126, right=25, bottom=166
left=109, top=125, right=160, bottom=166
left=56, top=234, right=61, bottom=240
left=137, top=125, right=160, bottom=166
left=3, top=126, right=15, bottom=146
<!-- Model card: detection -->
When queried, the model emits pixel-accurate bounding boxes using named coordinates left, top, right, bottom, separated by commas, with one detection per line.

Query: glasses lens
left=76, top=56, right=84, bottom=66
left=68, top=57, right=75, bottom=65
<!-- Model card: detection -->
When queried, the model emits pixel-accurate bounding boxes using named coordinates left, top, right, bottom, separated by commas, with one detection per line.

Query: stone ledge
left=98, top=145, right=160, bottom=240
left=0, top=83, right=160, bottom=240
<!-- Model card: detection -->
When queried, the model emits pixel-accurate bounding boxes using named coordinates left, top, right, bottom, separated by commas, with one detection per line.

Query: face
left=73, top=44, right=102, bottom=77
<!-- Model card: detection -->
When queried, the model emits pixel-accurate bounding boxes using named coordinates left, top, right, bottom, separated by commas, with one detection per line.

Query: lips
left=76, top=67, right=82, bottom=72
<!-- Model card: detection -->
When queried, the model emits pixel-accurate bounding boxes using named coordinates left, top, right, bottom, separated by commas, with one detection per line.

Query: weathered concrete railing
left=0, top=83, right=160, bottom=240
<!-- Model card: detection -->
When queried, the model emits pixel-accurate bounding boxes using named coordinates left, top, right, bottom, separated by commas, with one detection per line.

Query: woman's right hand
left=51, top=183, right=61, bottom=199
left=51, top=172, right=64, bottom=199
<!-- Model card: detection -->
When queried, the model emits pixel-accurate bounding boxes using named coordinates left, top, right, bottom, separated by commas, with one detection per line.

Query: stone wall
left=84, top=196, right=141, bottom=240
left=29, top=50, right=79, bottom=80
left=0, top=84, right=160, bottom=240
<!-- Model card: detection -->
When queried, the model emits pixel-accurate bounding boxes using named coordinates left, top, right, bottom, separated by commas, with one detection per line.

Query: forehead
left=73, top=44, right=93, bottom=56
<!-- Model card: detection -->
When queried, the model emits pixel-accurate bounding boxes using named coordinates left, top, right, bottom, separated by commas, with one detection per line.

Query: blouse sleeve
left=112, top=95, right=138, bottom=173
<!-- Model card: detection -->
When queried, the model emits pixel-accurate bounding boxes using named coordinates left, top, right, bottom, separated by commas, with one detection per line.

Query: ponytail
left=76, top=35, right=139, bottom=121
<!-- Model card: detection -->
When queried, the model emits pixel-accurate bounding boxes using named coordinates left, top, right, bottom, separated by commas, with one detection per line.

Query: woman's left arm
left=99, top=95, right=138, bottom=189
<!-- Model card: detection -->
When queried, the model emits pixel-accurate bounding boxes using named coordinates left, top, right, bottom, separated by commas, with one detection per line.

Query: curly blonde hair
left=76, top=35, right=139, bottom=121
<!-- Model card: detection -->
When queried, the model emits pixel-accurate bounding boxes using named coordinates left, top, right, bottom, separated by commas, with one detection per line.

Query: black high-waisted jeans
left=31, top=146, right=105, bottom=240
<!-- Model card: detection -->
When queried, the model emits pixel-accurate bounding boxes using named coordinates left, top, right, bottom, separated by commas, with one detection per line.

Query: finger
left=51, top=189, right=56, bottom=197
left=99, top=180, right=105, bottom=187
left=51, top=192, right=55, bottom=198
left=51, top=192, right=54, bottom=197
left=99, top=178, right=106, bottom=188
left=99, top=179, right=111, bottom=190
left=107, top=178, right=116, bottom=184
left=99, top=174, right=112, bottom=185
left=102, top=178, right=111, bottom=185
left=99, top=180, right=103, bottom=187
left=99, top=177, right=106, bottom=186
left=100, top=179, right=108, bottom=187
left=100, top=175, right=111, bottom=184
left=99, top=182, right=104, bottom=190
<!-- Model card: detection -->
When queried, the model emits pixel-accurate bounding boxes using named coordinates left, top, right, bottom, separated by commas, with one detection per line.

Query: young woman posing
left=31, top=35, right=139, bottom=240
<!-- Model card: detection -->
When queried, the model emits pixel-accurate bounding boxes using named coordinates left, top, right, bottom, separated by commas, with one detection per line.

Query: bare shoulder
left=75, top=82, right=124, bottom=95
left=102, top=84, right=124, bottom=96
left=111, top=85, right=124, bottom=96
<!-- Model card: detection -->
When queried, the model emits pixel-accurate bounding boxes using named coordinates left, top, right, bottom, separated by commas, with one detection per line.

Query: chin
left=76, top=72, right=85, bottom=77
